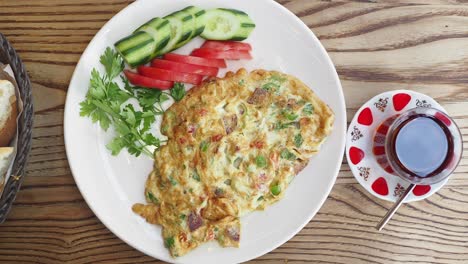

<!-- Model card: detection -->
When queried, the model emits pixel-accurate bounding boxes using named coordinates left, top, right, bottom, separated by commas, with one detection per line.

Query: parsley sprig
left=79, top=47, right=185, bottom=157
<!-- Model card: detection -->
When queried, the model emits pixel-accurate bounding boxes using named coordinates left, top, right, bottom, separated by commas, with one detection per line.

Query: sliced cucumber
left=160, top=8, right=195, bottom=53
left=182, top=6, right=206, bottom=39
left=134, top=17, right=172, bottom=56
left=201, top=8, right=255, bottom=41
left=115, top=31, right=156, bottom=67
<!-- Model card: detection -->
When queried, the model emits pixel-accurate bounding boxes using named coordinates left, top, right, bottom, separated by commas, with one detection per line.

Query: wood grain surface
left=1, top=0, right=468, bottom=263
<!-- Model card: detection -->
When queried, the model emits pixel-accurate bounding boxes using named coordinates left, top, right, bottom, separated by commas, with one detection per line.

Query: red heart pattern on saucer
left=346, top=90, right=449, bottom=202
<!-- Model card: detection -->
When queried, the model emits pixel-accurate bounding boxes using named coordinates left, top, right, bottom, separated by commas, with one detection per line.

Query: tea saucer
left=346, top=90, right=449, bottom=202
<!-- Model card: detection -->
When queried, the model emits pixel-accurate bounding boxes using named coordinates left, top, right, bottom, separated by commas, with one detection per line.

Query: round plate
left=64, top=0, right=346, bottom=263
left=346, top=90, right=448, bottom=203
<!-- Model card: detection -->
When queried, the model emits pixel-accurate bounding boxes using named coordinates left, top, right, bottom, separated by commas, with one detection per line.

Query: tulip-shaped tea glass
left=376, top=107, right=463, bottom=230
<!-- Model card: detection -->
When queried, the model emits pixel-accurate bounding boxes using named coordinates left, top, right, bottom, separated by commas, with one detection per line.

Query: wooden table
left=1, top=0, right=467, bottom=263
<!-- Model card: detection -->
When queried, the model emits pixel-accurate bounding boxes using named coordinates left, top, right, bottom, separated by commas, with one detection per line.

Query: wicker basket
left=0, top=33, right=34, bottom=223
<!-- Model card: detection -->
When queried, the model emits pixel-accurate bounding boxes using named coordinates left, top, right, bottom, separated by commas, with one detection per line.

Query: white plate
left=64, top=0, right=346, bottom=263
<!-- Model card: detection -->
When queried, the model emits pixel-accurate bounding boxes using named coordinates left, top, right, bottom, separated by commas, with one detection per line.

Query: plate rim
left=64, top=0, right=347, bottom=262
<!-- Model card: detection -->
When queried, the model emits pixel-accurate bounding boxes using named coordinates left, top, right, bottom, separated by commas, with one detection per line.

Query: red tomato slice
left=123, top=70, right=173, bottom=90
left=191, top=48, right=252, bottom=60
left=164, top=53, right=227, bottom=68
left=151, top=59, right=218, bottom=77
left=138, top=66, right=203, bottom=85
left=201, top=40, right=252, bottom=51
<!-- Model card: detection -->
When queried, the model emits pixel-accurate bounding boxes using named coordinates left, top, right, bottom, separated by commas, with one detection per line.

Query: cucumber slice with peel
left=161, top=9, right=195, bottom=53
left=201, top=8, right=255, bottom=41
left=115, top=31, right=156, bottom=67
left=134, top=17, right=172, bottom=56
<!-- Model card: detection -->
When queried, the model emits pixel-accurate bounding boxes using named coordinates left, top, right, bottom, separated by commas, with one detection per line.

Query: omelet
left=132, top=68, right=334, bottom=257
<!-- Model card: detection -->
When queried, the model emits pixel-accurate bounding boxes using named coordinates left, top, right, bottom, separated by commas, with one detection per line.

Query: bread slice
left=0, top=80, right=17, bottom=147
left=0, top=147, right=14, bottom=184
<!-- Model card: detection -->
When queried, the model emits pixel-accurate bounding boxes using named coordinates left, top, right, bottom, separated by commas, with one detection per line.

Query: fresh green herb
left=170, top=82, right=186, bottom=102
left=270, top=74, right=287, bottom=83
left=262, top=82, right=279, bottom=91
left=169, top=176, right=178, bottom=186
left=147, top=191, right=159, bottom=204
left=261, top=74, right=286, bottom=92
left=275, top=121, right=300, bottom=130
left=180, top=214, right=186, bottom=220
left=282, top=110, right=298, bottom=121
left=200, top=140, right=210, bottom=152
left=192, top=171, right=201, bottom=182
left=255, top=155, right=267, bottom=168
left=165, top=237, right=175, bottom=248
left=214, top=227, right=219, bottom=232
left=238, top=79, right=245, bottom=86
left=294, top=133, right=303, bottom=148
left=257, top=196, right=264, bottom=201
left=280, top=149, right=296, bottom=160
left=80, top=47, right=171, bottom=157
left=100, top=47, right=124, bottom=81
left=303, top=103, right=314, bottom=115
left=270, top=185, right=281, bottom=196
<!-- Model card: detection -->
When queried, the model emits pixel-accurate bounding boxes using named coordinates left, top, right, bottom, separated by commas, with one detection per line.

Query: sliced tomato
left=201, top=40, right=252, bottom=51
left=191, top=48, right=252, bottom=60
left=151, top=59, right=218, bottom=77
left=164, top=53, right=227, bottom=68
left=138, top=66, right=203, bottom=85
left=123, top=70, right=173, bottom=90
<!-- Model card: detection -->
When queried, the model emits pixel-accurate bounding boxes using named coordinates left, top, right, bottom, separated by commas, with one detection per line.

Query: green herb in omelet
left=147, top=191, right=159, bottom=204
left=255, top=155, right=267, bottom=168
left=282, top=110, right=298, bottom=121
left=165, top=236, right=175, bottom=248
left=169, top=176, right=178, bottom=186
left=200, top=140, right=210, bottom=152
left=294, top=133, right=303, bottom=148
left=303, top=103, right=314, bottom=115
left=280, top=149, right=296, bottom=160
left=192, top=171, right=201, bottom=182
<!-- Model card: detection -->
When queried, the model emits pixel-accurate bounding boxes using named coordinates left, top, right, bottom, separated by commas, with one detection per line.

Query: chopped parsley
left=282, top=110, right=298, bottom=121
left=275, top=121, right=300, bottom=130
left=169, top=176, right=178, bottom=186
left=303, top=103, right=314, bottom=115
left=294, top=133, right=303, bottom=148
left=255, top=155, right=267, bottom=168
left=261, top=74, right=287, bottom=92
left=147, top=191, right=159, bottom=204
left=180, top=214, right=186, bottom=220
left=165, top=236, right=175, bottom=248
left=192, top=171, right=201, bottom=182
left=280, top=149, right=296, bottom=160
left=200, top=140, right=210, bottom=152
left=238, top=79, right=245, bottom=86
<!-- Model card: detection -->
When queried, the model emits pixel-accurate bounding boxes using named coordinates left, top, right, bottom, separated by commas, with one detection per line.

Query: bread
left=0, top=147, right=14, bottom=184
left=0, top=80, right=17, bottom=147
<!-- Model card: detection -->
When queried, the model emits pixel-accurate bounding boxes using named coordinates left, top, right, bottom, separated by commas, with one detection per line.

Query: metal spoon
left=376, top=183, right=415, bottom=231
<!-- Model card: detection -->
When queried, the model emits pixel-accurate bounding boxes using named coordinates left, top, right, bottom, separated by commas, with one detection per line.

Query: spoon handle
left=376, top=183, right=415, bottom=231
